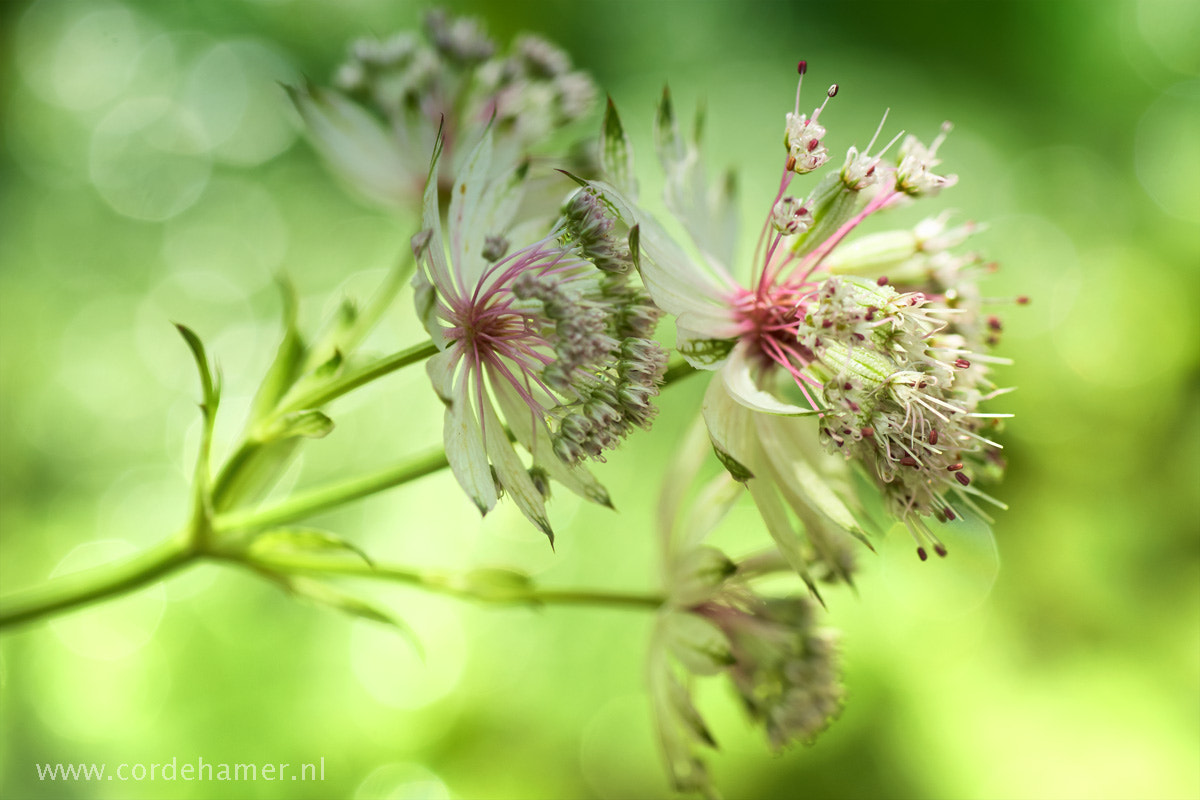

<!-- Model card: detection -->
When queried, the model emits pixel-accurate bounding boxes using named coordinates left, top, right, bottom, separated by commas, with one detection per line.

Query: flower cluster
left=293, top=18, right=1018, bottom=793
left=412, top=130, right=666, bottom=542
left=290, top=9, right=595, bottom=211
left=650, top=437, right=845, bottom=797
left=580, top=62, right=1015, bottom=574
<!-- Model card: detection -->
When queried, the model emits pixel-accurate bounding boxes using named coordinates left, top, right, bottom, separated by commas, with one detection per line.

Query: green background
left=1, top=0, right=1197, bottom=798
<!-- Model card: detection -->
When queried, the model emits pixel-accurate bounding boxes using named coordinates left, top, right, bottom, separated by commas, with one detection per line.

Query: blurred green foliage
left=1, top=1, right=1197, bottom=798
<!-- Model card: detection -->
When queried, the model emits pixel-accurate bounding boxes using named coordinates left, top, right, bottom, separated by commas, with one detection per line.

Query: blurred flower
left=648, top=427, right=844, bottom=797
left=289, top=8, right=596, bottom=211
left=587, top=63, right=1013, bottom=576
left=412, top=128, right=666, bottom=542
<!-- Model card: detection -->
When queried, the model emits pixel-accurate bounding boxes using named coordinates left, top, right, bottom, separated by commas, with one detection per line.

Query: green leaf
left=457, top=567, right=534, bottom=602
left=248, top=527, right=373, bottom=566
left=600, top=97, right=637, bottom=197
left=174, top=323, right=219, bottom=416
left=283, top=576, right=422, bottom=654
left=250, top=277, right=306, bottom=423
left=260, top=409, right=335, bottom=442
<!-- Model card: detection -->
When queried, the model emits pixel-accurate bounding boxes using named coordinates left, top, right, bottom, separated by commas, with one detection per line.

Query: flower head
left=290, top=9, right=596, bottom=211
left=413, top=129, right=666, bottom=541
left=649, top=437, right=844, bottom=796
left=588, top=65, right=1015, bottom=576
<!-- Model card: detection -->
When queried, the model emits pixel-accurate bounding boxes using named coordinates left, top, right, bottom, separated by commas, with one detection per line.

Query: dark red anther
left=954, top=471, right=971, bottom=486
left=852, top=332, right=865, bottom=341
left=807, top=138, right=820, bottom=152
left=954, top=358, right=971, bottom=369
left=843, top=382, right=852, bottom=390
left=1017, top=295, right=1030, bottom=305
left=861, top=427, right=875, bottom=438
left=827, top=84, right=838, bottom=97
left=822, top=319, right=833, bottom=328
left=917, top=547, right=928, bottom=561
left=797, top=60, right=808, bottom=75
left=944, top=507, right=956, bottom=521
left=928, top=430, right=939, bottom=445
left=934, top=544, right=948, bottom=558
left=948, top=462, right=964, bottom=471
left=798, top=206, right=808, bottom=216
left=987, top=316, right=1003, bottom=331
left=899, top=456, right=919, bottom=467
left=877, top=275, right=889, bottom=286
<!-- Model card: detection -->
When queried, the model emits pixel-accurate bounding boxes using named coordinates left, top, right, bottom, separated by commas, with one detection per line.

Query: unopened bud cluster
left=333, top=10, right=595, bottom=159
left=499, top=193, right=667, bottom=467
left=703, top=597, right=843, bottom=749
left=561, top=189, right=635, bottom=274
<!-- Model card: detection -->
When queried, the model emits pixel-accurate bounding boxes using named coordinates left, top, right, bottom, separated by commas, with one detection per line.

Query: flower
left=411, top=127, right=667, bottom=542
left=586, top=64, right=1013, bottom=577
left=289, top=8, right=596, bottom=211
left=648, top=428, right=844, bottom=797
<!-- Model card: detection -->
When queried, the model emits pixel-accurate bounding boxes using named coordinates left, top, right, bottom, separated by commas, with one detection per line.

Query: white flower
left=588, top=65, right=1011, bottom=574
left=412, top=129, right=666, bottom=542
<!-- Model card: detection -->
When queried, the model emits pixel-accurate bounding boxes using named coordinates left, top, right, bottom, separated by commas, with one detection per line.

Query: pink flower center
left=732, top=280, right=816, bottom=386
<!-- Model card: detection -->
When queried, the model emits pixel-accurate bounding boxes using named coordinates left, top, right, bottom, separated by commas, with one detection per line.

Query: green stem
left=235, top=554, right=665, bottom=611
left=0, top=532, right=198, bottom=630
left=278, top=339, right=439, bottom=414
left=0, top=350, right=698, bottom=630
left=215, top=446, right=449, bottom=534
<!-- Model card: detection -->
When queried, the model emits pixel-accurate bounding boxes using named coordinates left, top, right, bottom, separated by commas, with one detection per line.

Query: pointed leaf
left=456, top=567, right=535, bottom=602
left=261, top=409, right=335, bottom=442
left=284, top=576, right=422, bottom=654
left=600, top=97, right=638, bottom=197
left=250, top=277, right=306, bottom=422
left=249, top=527, right=374, bottom=566
left=654, top=85, right=683, bottom=166
left=175, top=323, right=218, bottom=414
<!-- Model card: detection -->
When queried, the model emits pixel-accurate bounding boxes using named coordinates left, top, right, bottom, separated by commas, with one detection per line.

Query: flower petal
left=721, top=343, right=822, bottom=417
left=477, top=385, right=555, bottom=544
left=746, top=479, right=823, bottom=604
left=700, top=377, right=757, bottom=482
left=447, top=127, right=494, bottom=289
left=419, top=129, right=455, bottom=297
left=675, top=313, right=738, bottom=370
left=441, top=367, right=498, bottom=517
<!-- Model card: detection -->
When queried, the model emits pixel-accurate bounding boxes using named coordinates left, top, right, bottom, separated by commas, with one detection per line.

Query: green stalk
left=277, top=339, right=439, bottom=415
left=215, top=446, right=449, bottom=534
left=235, top=553, right=666, bottom=611
left=0, top=532, right=197, bottom=630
